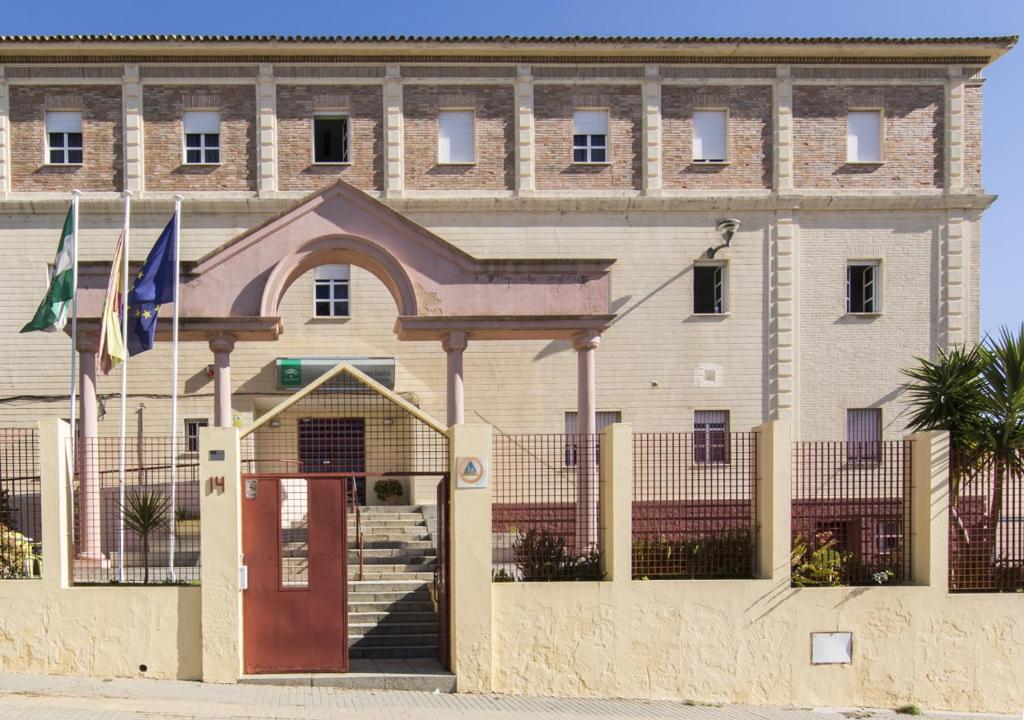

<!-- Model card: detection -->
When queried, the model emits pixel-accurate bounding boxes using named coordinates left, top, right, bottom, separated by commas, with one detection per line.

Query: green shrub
left=511, top=528, right=603, bottom=581
left=632, top=531, right=754, bottom=580
left=374, top=479, right=405, bottom=502
left=791, top=532, right=850, bottom=587
left=0, top=524, right=39, bottom=579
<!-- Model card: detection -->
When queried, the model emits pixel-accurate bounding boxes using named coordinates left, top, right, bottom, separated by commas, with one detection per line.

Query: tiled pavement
left=0, top=671, right=1016, bottom=720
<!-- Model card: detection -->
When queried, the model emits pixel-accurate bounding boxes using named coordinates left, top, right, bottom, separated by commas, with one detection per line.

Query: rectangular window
left=185, top=418, right=209, bottom=453
left=694, top=410, right=729, bottom=464
left=572, top=110, right=608, bottom=163
left=280, top=478, right=309, bottom=589
left=692, top=110, right=727, bottom=162
left=847, top=110, right=882, bottom=163
left=313, top=264, right=350, bottom=318
left=693, top=264, right=725, bottom=314
left=313, top=116, right=349, bottom=163
left=438, top=110, right=475, bottom=164
left=564, top=410, right=621, bottom=467
left=847, top=262, right=879, bottom=314
left=847, top=408, right=882, bottom=463
left=45, top=111, right=83, bottom=165
left=183, top=111, right=220, bottom=165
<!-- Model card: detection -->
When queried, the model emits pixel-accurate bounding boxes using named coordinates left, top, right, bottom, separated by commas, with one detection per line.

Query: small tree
left=119, top=489, right=170, bottom=584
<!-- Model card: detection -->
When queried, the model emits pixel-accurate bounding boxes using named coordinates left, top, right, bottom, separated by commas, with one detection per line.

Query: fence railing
left=0, top=428, right=41, bottom=580
left=491, top=433, right=603, bottom=581
left=632, top=432, right=758, bottom=579
left=72, top=436, right=200, bottom=584
left=791, top=441, right=911, bottom=586
left=949, top=451, right=1024, bottom=592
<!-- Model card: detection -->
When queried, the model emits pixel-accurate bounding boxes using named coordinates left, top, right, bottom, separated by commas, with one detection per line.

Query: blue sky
left=5, top=0, right=1022, bottom=335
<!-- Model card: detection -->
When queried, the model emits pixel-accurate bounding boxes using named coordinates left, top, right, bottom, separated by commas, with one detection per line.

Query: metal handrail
left=347, top=477, right=364, bottom=581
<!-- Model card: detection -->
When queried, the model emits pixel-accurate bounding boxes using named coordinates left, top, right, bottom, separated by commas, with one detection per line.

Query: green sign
left=279, top=358, right=302, bottom=387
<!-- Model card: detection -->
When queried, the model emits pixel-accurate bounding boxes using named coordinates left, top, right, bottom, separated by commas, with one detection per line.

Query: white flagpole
left=69, top=190, right=80, bottom=458
left=117, top=191, right=131, bottom=583
left=168, top=195, right=183, bottom=583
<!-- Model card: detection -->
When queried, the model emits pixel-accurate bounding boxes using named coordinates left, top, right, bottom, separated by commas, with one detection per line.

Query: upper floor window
left=692, top=110, right=727, bottom=163
left=183, top=111, right=220, bottom=165
left=185, top=418, right=209, bottom=453
left=693, top=264, right=726, bottom=314
left=847, top=110, right=883, bottom=163
left=847, top=408, right=882, bottom=463
left=46, top=111, right=83, bottom=165
left=847, top=261, right=880, bottom=314
left=572, top=110, right=608, bottom=163
left=313, top=115, right=349, bottom=164
left=438, top=110, right=475, bottom=164
left=694, top=410, right=730, bottom=464
left=564, top=410, right=621, bottom=467
left=314, top=264, right=350, bottom=318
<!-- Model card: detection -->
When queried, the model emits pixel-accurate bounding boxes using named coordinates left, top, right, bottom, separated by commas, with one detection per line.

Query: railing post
left=600, top=423, right=632, bottom=582
left=755, top=420, right=792, bottom=582
left=38, top=417, right=72, bottom=589
left=907, top=430, right=950, bottom=589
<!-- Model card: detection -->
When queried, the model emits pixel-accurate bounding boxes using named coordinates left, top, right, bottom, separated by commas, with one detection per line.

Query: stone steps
left=349, top=610, right=437, bottom=624
left=349, top=645, right=439, bottom=660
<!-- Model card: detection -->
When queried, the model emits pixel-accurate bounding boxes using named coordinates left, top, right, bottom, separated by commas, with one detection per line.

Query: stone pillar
left=0, top=67, right=10, bottom=198
left=514, top=66, right=535, bottom=195
left=256, top=64, right=277, bottom=196
left=199, top=426, right=243, bottom=683
left=209, top=334, right=236, bottom=428
left=122, top=64, right=144, bottom=195
left=641, top=65, right=662, bottom=196
left=945, top=67, right=965, bottom=193
left=907, top=430, right=950, bottom=589
left=773, top=214, right=799, bottom=433
left=573, top=330, right=600, bottom=548
left=944, top=211, right=967, bottom=349
left=755, top=419, right=792, bottom=583
left=38, top=417, right=73, bottom=588
left=383, top=65, right=404, bottom=198
left=599, top=422, right=632, bottom=581
left=442, top=331, right=468, bottom=426
left=77, top=333, right=104, bottom=564
left=774, top=65, right=794, bottom=192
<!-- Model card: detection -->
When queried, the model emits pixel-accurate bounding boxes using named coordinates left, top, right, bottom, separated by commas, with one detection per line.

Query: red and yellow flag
left=98, top=228, right=127, bottom=375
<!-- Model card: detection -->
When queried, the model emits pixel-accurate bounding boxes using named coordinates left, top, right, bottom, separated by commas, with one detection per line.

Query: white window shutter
left=183, top=111, right=220, bottom=134
left=438, top=110, right=475, bottom=163
left=572, top=110, right=608, bottom=135
left=45, top=111, right=82, bottom=133
left=692, top=111, right=727, bottom=161
left=848, top=111, right=881, bottom=162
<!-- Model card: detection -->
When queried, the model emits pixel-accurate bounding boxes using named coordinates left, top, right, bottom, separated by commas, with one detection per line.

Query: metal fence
left=632, top=432, right=758, bottom=580
left=791, top=441, right=911, bottom=586
left=72, top=436, right=200, bottom=584
left=491, top=433, right=603, bottom=581
left=949, top=451, right=1024, bottom=592
left=0, top=429, right=41, bottom=580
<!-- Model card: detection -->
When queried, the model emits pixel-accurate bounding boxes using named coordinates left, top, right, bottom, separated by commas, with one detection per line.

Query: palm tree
left=119, top=488, right=170, bottom=584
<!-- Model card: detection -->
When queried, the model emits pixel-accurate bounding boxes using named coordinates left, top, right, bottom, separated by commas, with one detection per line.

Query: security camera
left=707, top=218, right=741, bottom=258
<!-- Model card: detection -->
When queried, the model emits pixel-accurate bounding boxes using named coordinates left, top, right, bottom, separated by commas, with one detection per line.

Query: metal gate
left=435, top=474, right=451, bottom=670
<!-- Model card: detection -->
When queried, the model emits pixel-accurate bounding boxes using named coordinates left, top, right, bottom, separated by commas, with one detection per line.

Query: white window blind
left=45, top=111, right=82, bottom=133
left=572, top=110, right=608, bottom=136
left=438, top=110, right=475, bottom=163
left=847, top=408, right=882, bottom=462
left=183, top=111, right=220, bottom=134
left=692, top=110, right=727, bottom=162
left=564, top=410, right=621, bottom=435
left=314, top=264, right=351, bottom=281
left=847, top=111, right=882, bottom=162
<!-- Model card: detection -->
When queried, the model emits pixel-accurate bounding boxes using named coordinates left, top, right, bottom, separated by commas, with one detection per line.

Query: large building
left=0, top=33, right=1011, bottom=449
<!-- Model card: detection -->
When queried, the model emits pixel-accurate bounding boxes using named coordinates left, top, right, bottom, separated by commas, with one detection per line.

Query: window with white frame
left=314, top=264, right=350, bottom=318
left=313, top=116, right=349, bottom=163
left=183, top=111, right=221, bottom=165
left=692, top=110, right=727, bottom=163
left=45, top=111, right=83, bottom=165
left=847, top=110, right=883, bottom=163
left=564, top=410, right=620, bottom=467
left=694, top=410, right=729, bottom=464
left=847, top=261, right=879, bottom=314
left=693, top=264, right=726, bottom=314
left=437, top=110, right=475, bottom=164
left=572, top=110, right=608, bottom=163
left=847, top=408, right=882, bottom=463
left=185, top=418, right=209, bottom=453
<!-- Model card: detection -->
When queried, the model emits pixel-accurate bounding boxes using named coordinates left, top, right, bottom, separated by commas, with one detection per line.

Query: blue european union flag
left=127, top=214, right=176, bottom=356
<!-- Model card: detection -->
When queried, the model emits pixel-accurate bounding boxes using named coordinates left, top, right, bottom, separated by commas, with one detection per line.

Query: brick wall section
left=962, top=83, right=983, bottom=190
left=403, top=84, right=514, bottom=191
left=661, top=85, right=772, bottom=190
left=792, top=85, right=944, bottom=190
left=143, top=85, right=256, bottom=192
left=534, top=85, right=642, bottom=191
left=9, top=85, right=123, bottom=192
left=276, top=85, right=383, bottom=193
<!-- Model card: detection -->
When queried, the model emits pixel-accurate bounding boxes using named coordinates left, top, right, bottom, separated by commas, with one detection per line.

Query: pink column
left=573, top=330, right=601, bottom=549
left=77, top=334, right=104, bottom=563
left=209, top=334, right=236, bottom=428
left=442, top=331, right=468, bottom=427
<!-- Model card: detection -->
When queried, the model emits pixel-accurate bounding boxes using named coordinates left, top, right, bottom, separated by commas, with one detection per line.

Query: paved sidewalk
left=0, top=672, right=1016, bottom=720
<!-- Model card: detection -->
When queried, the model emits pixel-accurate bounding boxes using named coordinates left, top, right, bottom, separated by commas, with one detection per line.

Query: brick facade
left=8, top=85, right=123, bottom=193
left=534, top=85, right=642, bottom=191
left=143, top=85, right=257, bottom=192
left=963, top=83, right=983, bottom=190
left=661, top=85, right=772, bottom=190
left=792, top=85, right=944, bottom=190
left=402, top=84, right=514, bottom=191
left=276, top=85, right=383, bottom=193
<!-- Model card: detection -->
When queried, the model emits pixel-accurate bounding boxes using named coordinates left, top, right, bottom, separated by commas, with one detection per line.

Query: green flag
left=21, top=206, right=75, bottom=333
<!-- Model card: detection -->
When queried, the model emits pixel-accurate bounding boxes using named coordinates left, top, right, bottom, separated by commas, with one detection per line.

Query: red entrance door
left=242, top=476, right=348, bottom=673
